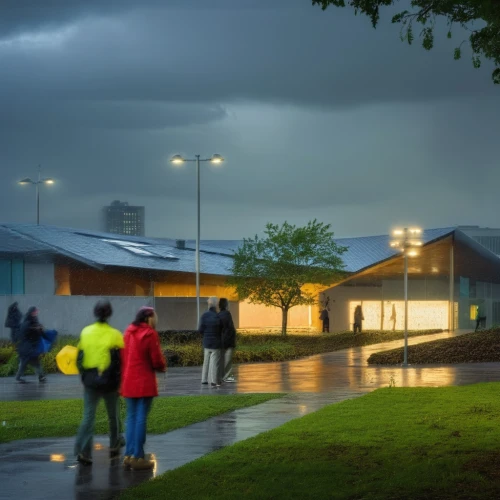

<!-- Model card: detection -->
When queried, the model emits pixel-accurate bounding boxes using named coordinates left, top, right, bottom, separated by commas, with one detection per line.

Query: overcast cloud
left=0, top=0, right=498, bottom=240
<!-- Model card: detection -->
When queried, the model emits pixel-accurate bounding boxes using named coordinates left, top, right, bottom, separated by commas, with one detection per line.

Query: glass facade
left=0, top=259, right=24, bottom=295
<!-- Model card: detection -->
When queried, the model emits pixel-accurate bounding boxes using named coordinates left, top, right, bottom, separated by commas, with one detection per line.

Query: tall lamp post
left=19, top=165, right=55, bottom=225
left=170, top=154, right=225, bottom=326
left=390, top=227, right=423, bottom=367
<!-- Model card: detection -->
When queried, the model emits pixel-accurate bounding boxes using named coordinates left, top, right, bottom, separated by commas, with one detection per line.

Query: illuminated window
left=470, top=305, right=478, bottom=320
left=349, top=300, right=449, bottom=330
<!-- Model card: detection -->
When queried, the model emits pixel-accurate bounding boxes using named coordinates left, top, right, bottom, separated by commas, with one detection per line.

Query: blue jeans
left=125, top=397, right=153, bottom=458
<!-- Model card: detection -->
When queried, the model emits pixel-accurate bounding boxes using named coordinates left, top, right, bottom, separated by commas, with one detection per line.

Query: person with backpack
left=218, top=298, right=236, bottom=383
left=74, top=300, right=124, bottom=465
left=121, top=306, right=166, bottom=471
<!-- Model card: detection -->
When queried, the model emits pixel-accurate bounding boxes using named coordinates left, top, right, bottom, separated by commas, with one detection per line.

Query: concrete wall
left=154, top=297, right=240, bottom=331
left=0, top=295, right=242, bottom=339
left=0, top=295, right=153, bottom=339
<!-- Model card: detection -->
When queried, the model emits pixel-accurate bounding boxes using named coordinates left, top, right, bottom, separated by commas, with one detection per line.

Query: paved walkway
left=2, top=330, right=500, bottom=499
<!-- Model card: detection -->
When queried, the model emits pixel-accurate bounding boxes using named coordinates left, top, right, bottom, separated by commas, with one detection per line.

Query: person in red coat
left=121, top=306, right=166, bottom=471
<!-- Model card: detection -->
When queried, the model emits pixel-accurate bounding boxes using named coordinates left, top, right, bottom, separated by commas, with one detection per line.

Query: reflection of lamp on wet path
left=390, top=227, right=422, bottom=367
left=170, top=154, right=225, bottom=325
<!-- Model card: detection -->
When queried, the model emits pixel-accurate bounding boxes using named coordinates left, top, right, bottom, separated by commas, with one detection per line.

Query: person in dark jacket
left=353, top=305, right=364, bottom=333
left=15, top=306, right=46, bottom=383
left=5, top=302, right=22, bottom=346
left=199, top=296, right=222, bottom=387
left=218, top=298, right=236, bottom=383
left=319, top=309, right=329, bottom=333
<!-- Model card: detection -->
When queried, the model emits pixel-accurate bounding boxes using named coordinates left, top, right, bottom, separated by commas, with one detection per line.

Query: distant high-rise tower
left=104, top=200, right=145, bottom=236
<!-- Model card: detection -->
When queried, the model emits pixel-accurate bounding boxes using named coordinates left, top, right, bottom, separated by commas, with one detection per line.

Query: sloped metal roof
left=0, top=224, right=234, bottom=276
left=334, top=227, right=456, bottom=273
left=0, top=224, right=461, bottom=277
left=194, top=227, right=457, bottom=273
left=0, top=226, right=54, bottom=256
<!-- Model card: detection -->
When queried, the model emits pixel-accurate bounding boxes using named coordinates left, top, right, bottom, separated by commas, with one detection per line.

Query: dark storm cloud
left=0, top=0, right=496, bottom=112
left=0, top=0, right=498, bottom=239
left=0, top=0, right=287, bottom=39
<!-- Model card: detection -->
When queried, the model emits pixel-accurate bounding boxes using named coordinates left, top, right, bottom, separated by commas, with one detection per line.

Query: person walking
left=353, top=305, right=364, bottom=333
left=121, top=306, right=166, bottom=471
left=475, top=302, right=487, bottom=332
left=15, top=306, right=46, bottom=384
left=200, top=296, right=222, bottom=388
left=74, top=300, right=124, bottom=465
left=319, top=308, right=330, bottom=333
left=5, top=302, right=22, bottom=345
left=218, top=298, right=237, bottom=383
left=389, top=304, right=397, bottom=332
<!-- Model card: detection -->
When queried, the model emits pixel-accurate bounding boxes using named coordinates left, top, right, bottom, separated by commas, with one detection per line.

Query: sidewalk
left=0, top=330, right=480, bottom=402
left=0, top=391, right=364, bottom=500
left=3, top=330, right=500, bottom=499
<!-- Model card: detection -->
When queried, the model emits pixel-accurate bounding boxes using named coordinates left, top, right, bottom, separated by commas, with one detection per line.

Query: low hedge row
left=0, top=329, right=444, bottom=376
left=367, top=329, right=500, bottom=365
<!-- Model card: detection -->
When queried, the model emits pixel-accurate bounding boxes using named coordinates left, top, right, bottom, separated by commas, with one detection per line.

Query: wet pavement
left=2, top=330, right=500, bottom=499
left=0, top=391, right=358, bottom=500
left=0, top=330, right=496, bottom=402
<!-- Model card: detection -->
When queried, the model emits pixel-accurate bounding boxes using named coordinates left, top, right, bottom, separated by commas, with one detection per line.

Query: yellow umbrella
left=56, top=345, right=80, bottom=375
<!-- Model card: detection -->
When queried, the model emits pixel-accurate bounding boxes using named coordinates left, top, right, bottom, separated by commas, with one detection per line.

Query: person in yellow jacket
left=74, top=300, right=124, bottom=465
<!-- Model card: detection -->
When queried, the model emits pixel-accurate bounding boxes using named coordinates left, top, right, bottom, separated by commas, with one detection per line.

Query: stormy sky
left=0, top=0, right=498, bottom=240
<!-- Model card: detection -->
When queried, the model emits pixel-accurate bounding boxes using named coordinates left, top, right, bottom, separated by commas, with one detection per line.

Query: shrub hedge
left=367, top=329, right=500, bottom=365
left=0, top=329, right=444, bottom=376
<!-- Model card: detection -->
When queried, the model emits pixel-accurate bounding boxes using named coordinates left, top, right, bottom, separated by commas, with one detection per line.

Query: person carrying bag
left=74, top=300, right=124, bottom=465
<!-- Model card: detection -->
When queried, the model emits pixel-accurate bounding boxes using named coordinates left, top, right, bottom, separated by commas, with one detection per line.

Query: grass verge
left=0, top=394, right=283, bottom=444
left=122, top=383, right=500, bottom=500
left=368, top=329, right=500, bottom=365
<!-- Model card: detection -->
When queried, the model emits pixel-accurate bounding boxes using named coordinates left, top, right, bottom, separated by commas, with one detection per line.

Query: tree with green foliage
left=312, top=0, right=500, bottom=84
left=228, top=220, right=347, bottom=335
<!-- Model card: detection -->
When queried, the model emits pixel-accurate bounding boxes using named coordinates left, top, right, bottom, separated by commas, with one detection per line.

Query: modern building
left=458, top=226, right=500, bottom=256
left=104, top=200, right=145, bottom=236
left=320, top=228, right=500, bottom=332
left=1, top=223, right=500, bottom=337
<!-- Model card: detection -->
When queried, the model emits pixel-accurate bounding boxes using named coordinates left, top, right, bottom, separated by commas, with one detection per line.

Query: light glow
left=393, top=230, right=404, bottom=236
left=349, top=301, right=449, bottom=330
left=170, top=155, right=185, bottom=164
left=44, top=178, right=54, bottom=185
left=50, top=454, right=65, bottom=462
left=210, top=154, right=224, bottom=164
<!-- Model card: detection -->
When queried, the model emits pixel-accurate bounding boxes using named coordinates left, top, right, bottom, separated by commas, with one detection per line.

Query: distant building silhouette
left=103, top=200, right=145, bottom=236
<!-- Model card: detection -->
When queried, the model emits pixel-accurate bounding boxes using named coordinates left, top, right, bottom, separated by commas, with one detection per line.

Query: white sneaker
left=224, top=376, right=236, bottom=383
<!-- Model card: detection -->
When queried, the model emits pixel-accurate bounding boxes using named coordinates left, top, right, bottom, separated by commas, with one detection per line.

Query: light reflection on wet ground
left=2, top=330, right=499, bottom=499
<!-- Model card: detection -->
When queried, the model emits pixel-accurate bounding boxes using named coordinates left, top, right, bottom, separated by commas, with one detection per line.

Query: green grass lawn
left=368, top=329, right=500, bottom=365
left=122, top=383, right=500, bottom=500
left=0, top=394, right=283, bottom=444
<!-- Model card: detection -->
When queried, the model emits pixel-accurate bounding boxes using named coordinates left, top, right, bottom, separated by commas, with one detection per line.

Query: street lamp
left=390, top=227, right=422, bottom=367
left=170, top=154, right=225, bottom=326
left=18, top=165, right=55, bottom=225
